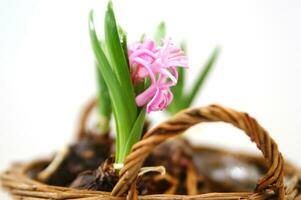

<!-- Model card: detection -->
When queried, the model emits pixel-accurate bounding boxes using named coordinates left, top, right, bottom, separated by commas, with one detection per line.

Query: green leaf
left=95, top=62, right=112, bottom=133
left=140, top=33, right=146, bottom=42
left=119, top=107, right=146, bottom=163
left=154, top=21, right=166, bottom=45
left=89, top=11, right=134, bottom=160
left=168, top=67, right=185, bottom=114
left=180, top=40, right=188, bottom=53
left=167, top=41, right=187, bottom=115
left=170, top=41, right=187, bottom=102
left=119, top=28, right=130, bottom=69
left=176, top=67, right=185, bottom=99
left=183, top=46, right=220, bottom=108
left=104, top=2, right=137, bottom=122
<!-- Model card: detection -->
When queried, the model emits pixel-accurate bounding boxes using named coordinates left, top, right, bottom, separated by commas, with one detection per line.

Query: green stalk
left=119, top=108, right=146, bottom=162
left=95, top=63, right=112, bottom=133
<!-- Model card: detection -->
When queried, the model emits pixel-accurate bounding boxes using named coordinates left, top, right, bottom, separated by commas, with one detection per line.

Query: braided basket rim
left=1, top=146, right=300, bottom=200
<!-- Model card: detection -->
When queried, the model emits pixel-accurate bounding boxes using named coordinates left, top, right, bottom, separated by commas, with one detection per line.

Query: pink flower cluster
left=128, top=38, right=188, bottom=113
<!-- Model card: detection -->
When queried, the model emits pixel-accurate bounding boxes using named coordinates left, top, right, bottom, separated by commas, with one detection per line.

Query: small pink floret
left=128, top=38, right=188, bottom=113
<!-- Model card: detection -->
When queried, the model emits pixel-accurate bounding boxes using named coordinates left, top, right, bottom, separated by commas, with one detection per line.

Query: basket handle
left=112, top=104, right=285, bottom=199
left=76, top=97, right=97, bottom=140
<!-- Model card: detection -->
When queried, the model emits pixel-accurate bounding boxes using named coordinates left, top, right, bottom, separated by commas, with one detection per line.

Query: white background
left=1, top=0, right=301, bottom=198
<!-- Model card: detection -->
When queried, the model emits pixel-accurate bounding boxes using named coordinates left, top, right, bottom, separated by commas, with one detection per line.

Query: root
left=186, top=163, right=198, bottom=195
left=37, top=146, right=69, bottom=182
left=154, top=174, right=179, bottom=194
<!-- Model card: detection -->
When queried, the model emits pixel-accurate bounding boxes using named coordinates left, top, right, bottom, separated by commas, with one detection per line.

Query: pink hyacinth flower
left=128, top=38, right=188, bottom=113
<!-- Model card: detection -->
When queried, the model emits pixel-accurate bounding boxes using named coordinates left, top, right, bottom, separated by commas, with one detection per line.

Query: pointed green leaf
left=89, top=11, right=133, bottom=157
left=104, top=2, right=137, bottom=122
left=168, top=67, right=185, bottom=114
left=95, top=62, right=112, bottom=133
left=140, top=33, right=146, bottom=42
left=183, top=46, right=220, bottom=108
left=154, top=21, right=166, bottom=45
left=119, top=28, right=130, bottom=68
left=175, top=41, right=187, bottom=101
left=170, top=41, right=187, bottom=102
left=167, top=41, right=187, bottom=115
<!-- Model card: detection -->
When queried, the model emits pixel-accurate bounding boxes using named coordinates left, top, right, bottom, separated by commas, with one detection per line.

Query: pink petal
left=146, top=87, right=162, bottom=113
left=132, top=57, right=156, bottom=82
left=136, top=84, right=157, bottom=107
left=128, top=38, right=188, bottom=113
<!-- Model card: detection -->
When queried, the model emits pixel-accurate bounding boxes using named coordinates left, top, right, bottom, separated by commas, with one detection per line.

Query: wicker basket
left=1, top=103, right=301, bottom=200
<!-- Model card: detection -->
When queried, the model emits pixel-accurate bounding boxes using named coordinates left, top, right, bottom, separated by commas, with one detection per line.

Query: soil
left=37, top=132, right=267, bottom=195
left=140, top=138, right=194, bottom=194
left=43, top=130, right=113, bottom=187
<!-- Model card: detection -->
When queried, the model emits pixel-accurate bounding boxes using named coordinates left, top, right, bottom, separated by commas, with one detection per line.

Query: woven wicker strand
left=112, top=104, right=285, bottom=199
left=76, top=97, right=97, bottom=140
left=1, top=151, right=299, bottom=199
